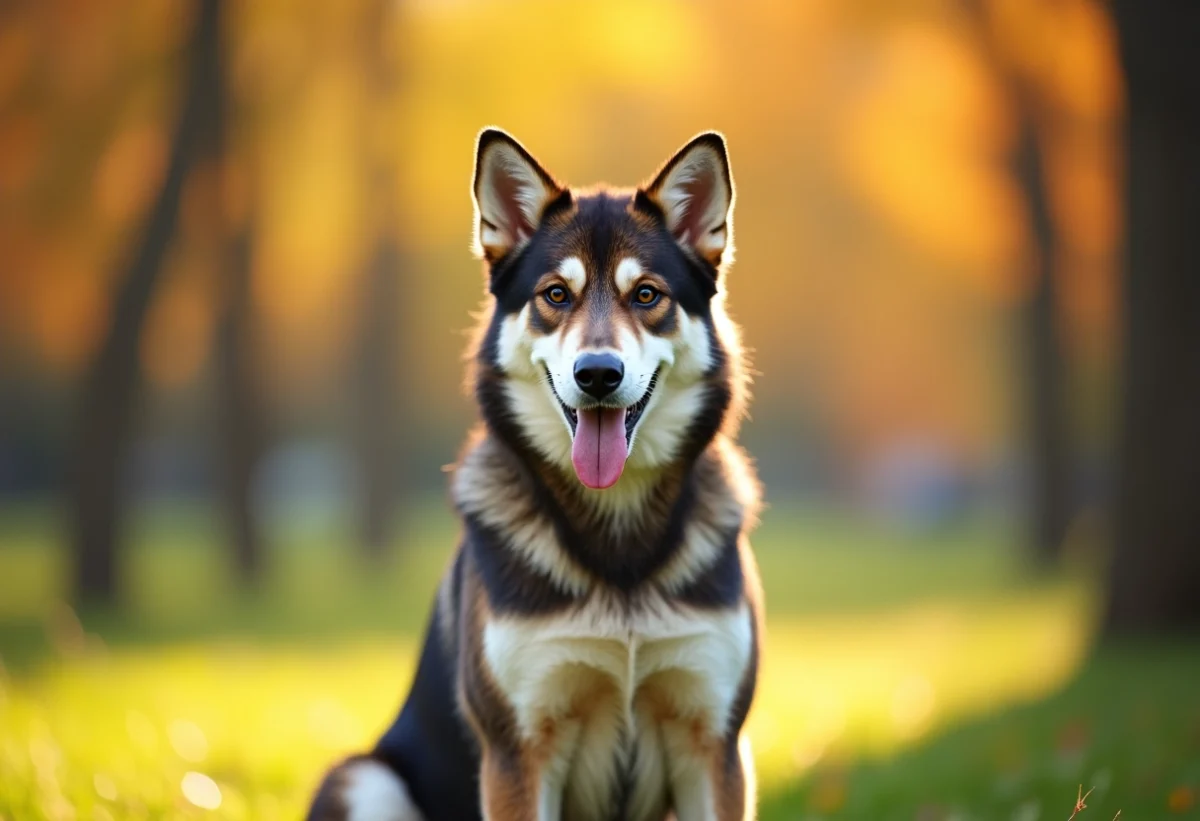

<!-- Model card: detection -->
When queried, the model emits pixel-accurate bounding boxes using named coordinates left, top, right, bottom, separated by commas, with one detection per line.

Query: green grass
left=761, top=644, right=1200, bottom=820
left=0, top=501, right=1197, bottom=820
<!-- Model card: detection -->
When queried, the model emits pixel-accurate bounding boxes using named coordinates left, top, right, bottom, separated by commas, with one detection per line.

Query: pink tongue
left=571, top=407, right=628, bottom=489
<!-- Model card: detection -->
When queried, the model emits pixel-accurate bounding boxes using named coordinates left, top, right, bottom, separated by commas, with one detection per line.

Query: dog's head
left=471, top=129, right=744, bottom=492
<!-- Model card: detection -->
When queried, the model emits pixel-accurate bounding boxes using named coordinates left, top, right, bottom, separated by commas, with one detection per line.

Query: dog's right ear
left=472, top=128, right=564, bottom=262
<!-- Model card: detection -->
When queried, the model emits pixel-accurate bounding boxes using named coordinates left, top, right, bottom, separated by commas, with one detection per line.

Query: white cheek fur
left=493, top=308, right=576, bottom=468
left=492, top=302, right=719, bottom=478
left=625, top=309, right=714, bottom=470
left=495, top=307, right=534, bottom=376
left=533, top=325, right=587, bottom=409
left=503, top=379, right=574, bottom=466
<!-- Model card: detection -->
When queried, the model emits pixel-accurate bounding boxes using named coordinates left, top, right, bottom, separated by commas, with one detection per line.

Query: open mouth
left=548, top=370, right=659, bottom=443
left=545, top=368, right=660, bottom=490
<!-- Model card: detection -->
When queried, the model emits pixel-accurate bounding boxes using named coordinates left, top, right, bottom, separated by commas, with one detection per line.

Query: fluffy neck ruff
left=451, top=426, right=759, bottom=594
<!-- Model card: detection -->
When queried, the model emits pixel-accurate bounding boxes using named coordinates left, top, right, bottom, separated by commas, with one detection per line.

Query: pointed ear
left=640, top=132, right=734, bottom=267
left=472, top=128, right=564, bottom=262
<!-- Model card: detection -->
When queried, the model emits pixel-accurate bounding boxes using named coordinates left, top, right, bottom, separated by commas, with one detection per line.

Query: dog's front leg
left=478, top=721, right=581, bottom=821
left=478, top=742, right=535, bottom=821
left=661, top=727, right=756, bottom=821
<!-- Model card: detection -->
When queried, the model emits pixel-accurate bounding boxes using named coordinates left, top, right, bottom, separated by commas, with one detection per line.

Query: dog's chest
left=482, top=595, right=752, bottom=819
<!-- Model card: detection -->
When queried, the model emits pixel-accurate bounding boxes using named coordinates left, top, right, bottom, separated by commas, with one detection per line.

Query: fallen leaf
left=1168, top=785, right=1195, bottom=814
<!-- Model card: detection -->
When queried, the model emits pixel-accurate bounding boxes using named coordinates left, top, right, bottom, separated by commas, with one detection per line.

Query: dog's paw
left=307, top=756, right=423, bottom=821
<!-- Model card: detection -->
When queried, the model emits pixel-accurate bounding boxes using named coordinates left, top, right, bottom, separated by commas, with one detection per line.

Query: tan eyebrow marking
left=614, top=257, right=642, bottom=295
left=558, top=256, right=587, bottom=294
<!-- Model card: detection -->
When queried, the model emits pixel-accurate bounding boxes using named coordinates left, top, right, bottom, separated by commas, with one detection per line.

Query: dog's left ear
left=472, top=128, right=564, bottom=262
left=639, top=132, right=734, bottom=268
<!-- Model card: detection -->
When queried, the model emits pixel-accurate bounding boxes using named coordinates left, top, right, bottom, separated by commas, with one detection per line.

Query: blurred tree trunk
left=965, top=0, right=1072, bottom=566
left=1104, top=2, right=1200, bottom=634
left=352, top=0, right=406, bottom=563
left=69, top=0, right=221, bottom=605
left=354, top=236, right=402, bottom=561
left=214, top=215, right=267, bottom=585
left=206, top=1, right=268, bottom=586
left=1015, top=118, right=1071, bottom=567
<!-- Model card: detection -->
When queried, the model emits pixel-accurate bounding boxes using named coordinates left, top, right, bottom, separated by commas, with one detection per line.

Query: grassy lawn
left=0, top=502, right=1197, bottom=820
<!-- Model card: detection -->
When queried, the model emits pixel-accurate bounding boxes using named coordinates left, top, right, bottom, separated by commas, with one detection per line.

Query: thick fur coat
left=308, top=129, right=763, bottom=821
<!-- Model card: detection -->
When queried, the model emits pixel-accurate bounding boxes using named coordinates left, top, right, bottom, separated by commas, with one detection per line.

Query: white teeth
left=544, top=367, right=659, bottom=443
left=544, top=368, right=579, bottom=434
left=623, top=370, right=660, bottom=440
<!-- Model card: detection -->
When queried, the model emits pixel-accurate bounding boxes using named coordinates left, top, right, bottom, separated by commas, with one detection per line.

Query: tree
left=1015, top=115, right=1072, bottom=568
left=69, top=0, right=221, bottom=605
left=214, top=206, right=268, bottom=585
left=351, top=0, right=407, bottom=563
left=1104, top=2, right=1200, bottom=634
left=206, top=5, right=268, bottom=586
left=964, top=0, right=1072, bottom=567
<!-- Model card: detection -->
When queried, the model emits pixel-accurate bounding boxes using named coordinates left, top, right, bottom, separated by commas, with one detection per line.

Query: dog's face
left=472, top=130, right=738, bottom=492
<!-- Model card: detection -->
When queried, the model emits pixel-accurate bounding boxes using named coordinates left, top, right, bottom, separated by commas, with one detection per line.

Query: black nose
left=574, top=353, right=624, bottom=399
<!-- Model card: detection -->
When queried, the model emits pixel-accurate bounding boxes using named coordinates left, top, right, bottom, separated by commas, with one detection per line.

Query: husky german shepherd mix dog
left=308, top=129, right=763, bottom=821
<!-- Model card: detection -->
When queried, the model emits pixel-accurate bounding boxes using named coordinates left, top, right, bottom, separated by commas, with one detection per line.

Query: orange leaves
left=2, top=0, right=1126, bottom=456
left=23, top=250, right=108, bottom=373
left=0, top=114, right=44, bottom=204
left=141, top=266, right=214, bottom=389
left=94, top=122, right=170, bottom=227
left=985, top=0, right=1122, bottom=120
left=399, top=0, right=705, bottom=240
left=834, top=22, right=1025, bottom=279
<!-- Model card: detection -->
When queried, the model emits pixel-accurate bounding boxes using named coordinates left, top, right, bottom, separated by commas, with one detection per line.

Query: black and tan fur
left=308, top=129, right=763, bottom=821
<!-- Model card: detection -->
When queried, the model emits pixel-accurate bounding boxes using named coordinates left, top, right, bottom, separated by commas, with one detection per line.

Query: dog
left=308, top=128, right=763, bottom=821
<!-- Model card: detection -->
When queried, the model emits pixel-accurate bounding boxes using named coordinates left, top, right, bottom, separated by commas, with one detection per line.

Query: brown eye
left=634, top=285, right=661, bottom=307
left=544, top=286, right=569, bottom=306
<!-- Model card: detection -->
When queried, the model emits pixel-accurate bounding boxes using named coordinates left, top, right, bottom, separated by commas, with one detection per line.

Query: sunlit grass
left=0, top=595, right=1092, bottom=819
left=751, top=587, right=1093, bottom=786
left=763, top=641, right=1200, bottom=820
left=2, top=641, right=411, bottom=819
left=6, top=502, right=1192, bottom=820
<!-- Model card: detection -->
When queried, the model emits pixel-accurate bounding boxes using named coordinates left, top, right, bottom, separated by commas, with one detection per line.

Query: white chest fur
left=482, top=595, right=753, bottom=821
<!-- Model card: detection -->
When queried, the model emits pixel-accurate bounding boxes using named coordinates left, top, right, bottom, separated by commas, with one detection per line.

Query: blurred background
left=1, top=0, right=1198, bottom=819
